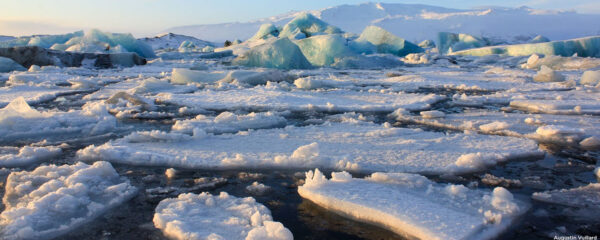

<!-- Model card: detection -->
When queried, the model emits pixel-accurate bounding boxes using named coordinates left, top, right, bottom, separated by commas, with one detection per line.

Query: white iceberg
left=298, top=169, right=528, bottom=240
left=295, top=35, right=355, bottom=67
left=0, top=161, right=136, bottom=240
left=153, top=192, right=292, bottom=240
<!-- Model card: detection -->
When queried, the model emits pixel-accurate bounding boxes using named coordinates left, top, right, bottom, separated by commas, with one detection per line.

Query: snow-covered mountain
left=164, top=2, right=600, bottom=44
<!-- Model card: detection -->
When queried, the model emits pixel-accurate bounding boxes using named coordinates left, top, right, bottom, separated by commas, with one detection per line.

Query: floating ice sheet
left=0, top=145, right=61, bottom=168
left=153, top=192, right=292, bottom=240
left=0, top=161, right=136, bottom=240
left=156, top=86, right=445, bottom=112
left=77, top=122, right=541, bottom=174
left=298, top=169, right=528, bottom=240
left=532, top=183, right=600, bottom=209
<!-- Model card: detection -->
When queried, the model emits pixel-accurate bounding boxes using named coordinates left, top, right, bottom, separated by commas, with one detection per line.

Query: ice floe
left=156, top=86, right=444, bottom=112
left=0, top=97, right=117, bottom=143
left=532, top=183, right=600, bottom=209
left=0, top=145, right=61, bottom=168
left=0, top=161, right=136, bottom=240
left=172, top=111, right=287, bottom=134
left=153, top=192, right=292, bottom=240
left=298, top=169, right=528, bottom=240
left=77, top=122, right=540, bottom=174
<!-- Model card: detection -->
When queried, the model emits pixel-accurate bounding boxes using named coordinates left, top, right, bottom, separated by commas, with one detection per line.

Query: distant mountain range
left=164, top=2, right=600, bottom=44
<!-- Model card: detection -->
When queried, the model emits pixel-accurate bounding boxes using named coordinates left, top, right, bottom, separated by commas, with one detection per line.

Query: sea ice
left=172, top=111, right=287, bottom=134
left=0, top=97, right=117, bottom=143
left=533, top=66, right=565, bottom=82
left=156, top=86, right=444, bottom=112
left=0, top=145, right=61, bottom=168
left=298, top=169, right=528, bottom=240
left=153, top=192, right=292, bottom=240
left=0, top=161, right=136, bottom=240
left=532, top=183, right=600, bottom=209
left=77, top=122, right=540, bottom=174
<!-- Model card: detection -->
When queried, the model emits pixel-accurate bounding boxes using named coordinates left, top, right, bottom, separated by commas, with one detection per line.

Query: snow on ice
left=153, top=192, right=292, bottom=240
left=0, top=161, right=136, bottom=240
left=298, top=169, right=528, bottom=240
left=77, top=122, right=541, bottom=174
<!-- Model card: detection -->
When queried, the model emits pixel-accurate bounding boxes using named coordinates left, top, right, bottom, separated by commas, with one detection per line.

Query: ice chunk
left=177, top=40, right=198, bottom=52
left=153, top=192, right=292, bottom=240
left=220, top=70, right=294, bottom=86
left=522, top=54, right=600, bottom=70
left=246, top=182, right=271, bottom=195
left=157, top=86, right=444, bottom=112
left=295, top=35, right=355, bottom=67
left=172, top=111, right=287, bottom=134
left=532, top=183, right=600, bottom=209
left=529, top=35, right=550, bottom=43
left=0, top=145, right=61, bottom=168
left=0, top=57, right=26, bottom=72
left=298, top=169, right=528, bottom=240
left=0, top=98, right=117, bottom=142
left=77, top=122, right=540, bottom=174
left=233, top=38, right=313, bottom=69
left=437, top=32, right=488, bottom=54
left=279, top=13, right=342, bottom=39
left=353, top=26, right=423, bottom=56
left=451, top=36, right=600, bottom=57
left=170, top=68, right=226, bottom=85
left=420, top=110, right=445, bottom=119
left=418, top=39, right=436, bottom=48
left=581, top=70, right=600, bottom=86
left=250, top=23, right=280, bottom=41
left=165, top=168, right=177, bottom=179
left=0, top=161, right=136, bottom=240
left=533, top=65, right=565, bottom=82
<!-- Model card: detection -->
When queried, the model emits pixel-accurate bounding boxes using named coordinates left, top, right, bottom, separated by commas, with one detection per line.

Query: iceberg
left=153, top=192, right=293, bottom=240
left=0, top=161, right=136, bottom=240
left=437, top=32, right=488, bottom=54
left=279, top=13, right=342, bottom=39
left=233, top=38, right=313, bottom=69
left=295, top=34, right=356, bottom=67
left=0, top=57, right=26, bottom=72
left=352, top=26, right=423, bottom=56
left=250, top=23, right=280, bottom=41
left=298, top=169, right=528, bottom=240
left=0, top=31, right=83, bottom=49
left=451, top=36, right=600, bottom=57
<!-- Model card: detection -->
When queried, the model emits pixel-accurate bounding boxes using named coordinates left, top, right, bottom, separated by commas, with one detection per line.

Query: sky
left=1, top=0, right=599, bottom=37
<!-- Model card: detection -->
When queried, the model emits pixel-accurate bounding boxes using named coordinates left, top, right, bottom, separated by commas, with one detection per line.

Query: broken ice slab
left=394, top=110, right=600, bottom=149
left=154, top=192, right=293, bottom=240
left=532, top=183, right=600, bottom=209
left=156, top=86, right=445, bottom=112
left=0, top=161, right=136, bottom=240
left=77, top=122, right=541, bottom=175
left=298, top=169, right=529, bottom=240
